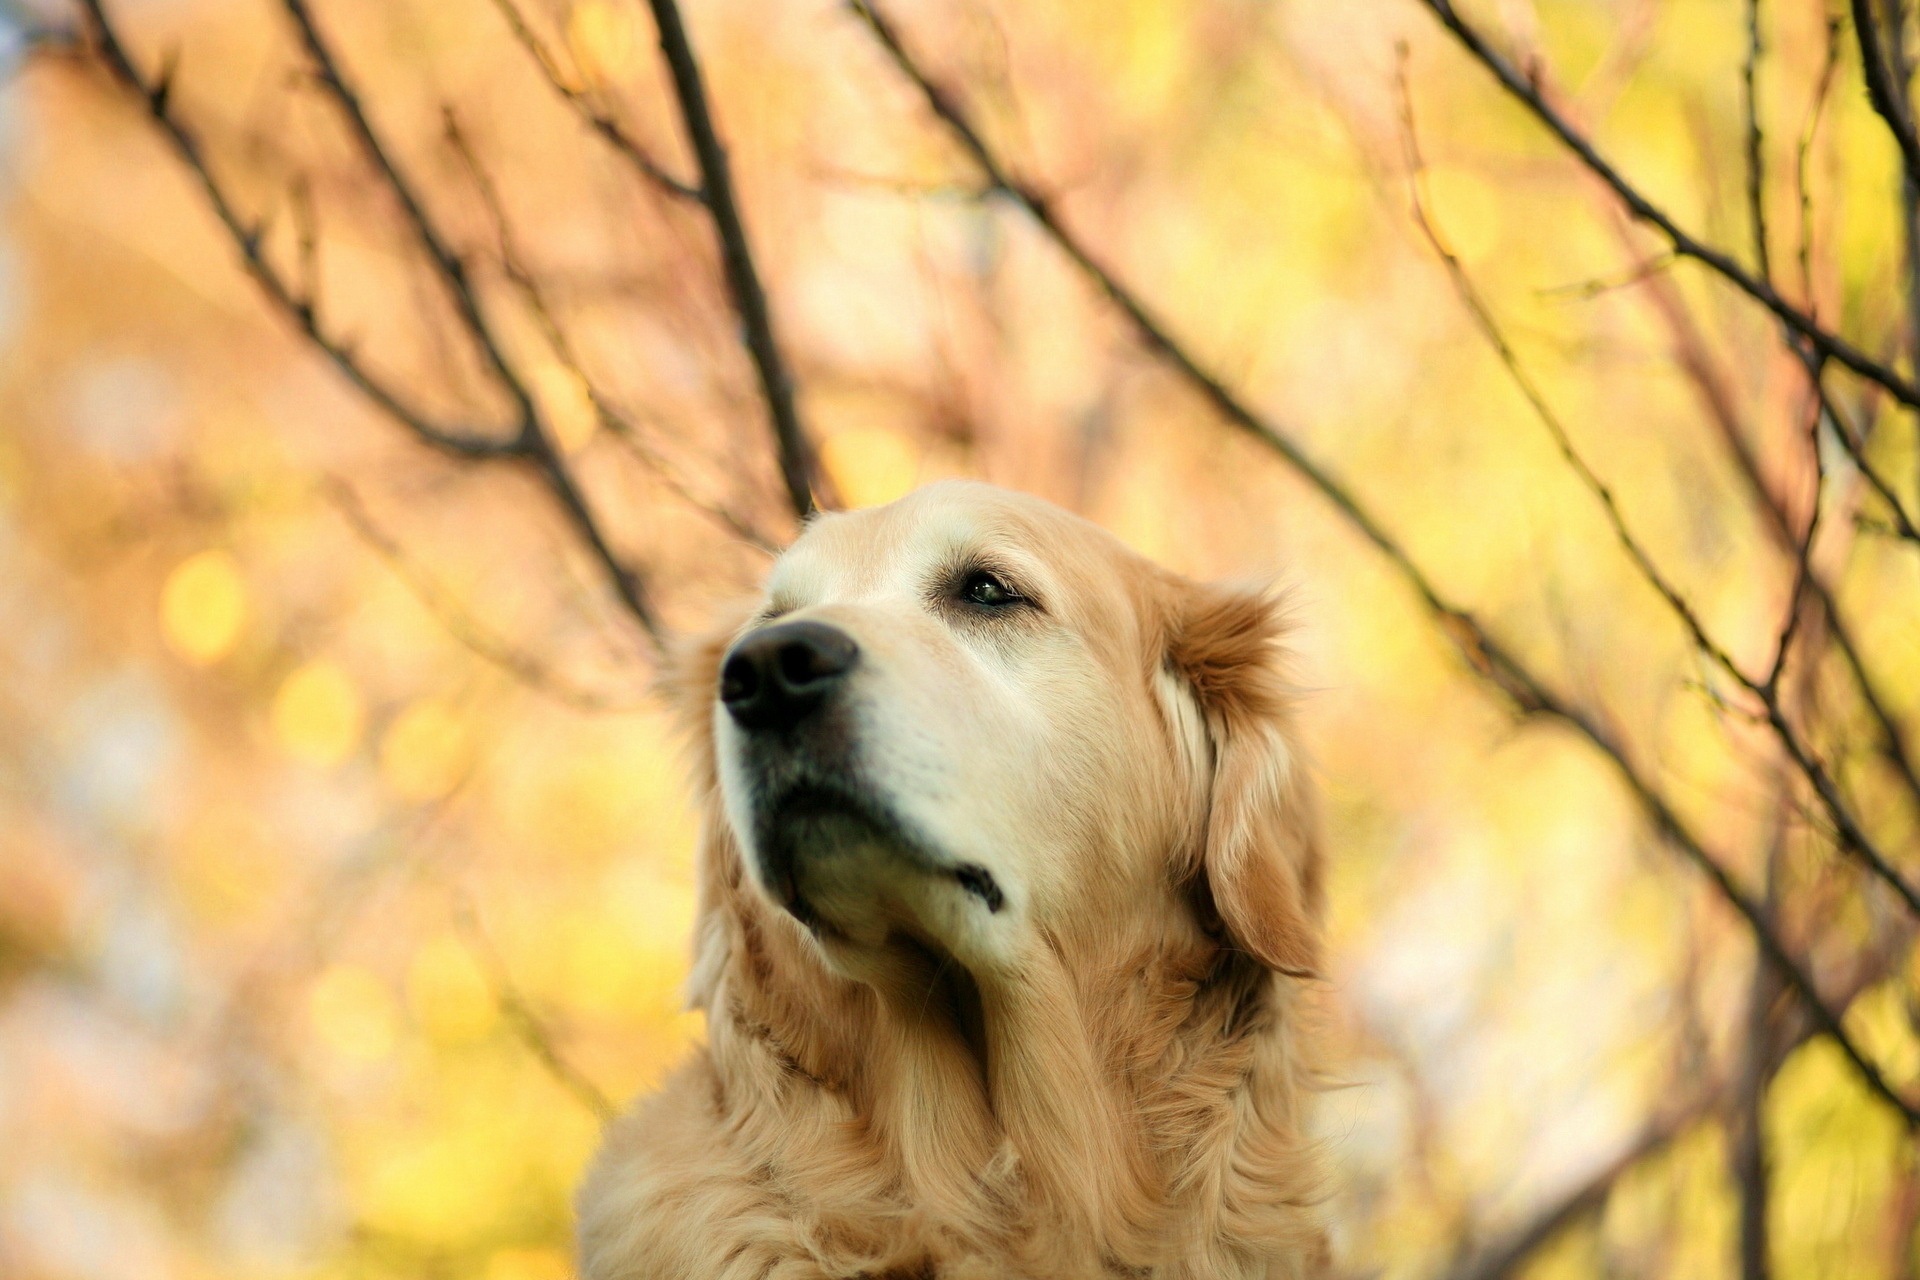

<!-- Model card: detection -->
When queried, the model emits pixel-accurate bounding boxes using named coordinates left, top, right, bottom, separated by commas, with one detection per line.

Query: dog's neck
left=692, top=840, right=1318, bottom=1275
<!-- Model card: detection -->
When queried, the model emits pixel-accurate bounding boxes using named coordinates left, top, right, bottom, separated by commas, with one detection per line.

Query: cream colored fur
left=577, top=482, right=1327, bottom=1279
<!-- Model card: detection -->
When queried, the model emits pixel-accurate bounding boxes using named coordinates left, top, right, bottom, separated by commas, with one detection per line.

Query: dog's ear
left=1163, top=581, right=1323, bottom=979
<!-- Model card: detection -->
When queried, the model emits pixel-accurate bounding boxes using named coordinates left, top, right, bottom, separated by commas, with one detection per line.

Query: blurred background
left=2, top=0, right=1918, bottom=1275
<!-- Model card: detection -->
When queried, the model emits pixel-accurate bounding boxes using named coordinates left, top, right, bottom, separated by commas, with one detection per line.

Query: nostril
left=777, top=643, right=818, bottom=687
left=719, top=654, right=759, bottom=705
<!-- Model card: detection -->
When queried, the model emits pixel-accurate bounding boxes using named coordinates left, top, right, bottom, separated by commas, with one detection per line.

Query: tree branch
left=443, top=107, right=783, bottom=555
left=1852, top=0, right=1920, bottom=190
left=452, top=892, right=616, bottom=1121
left=1743, top=0, right=1771, bottom=281
left=642, top=0, right=823, bottom=520
left=280, top=0, right=666, bottom=645
left=78, top=2, right=520, bottom=460
left=81, top=0, right=666, bottom=647
left=323, top=477, right=641, bottom=713
left=1415, top=0, right=1920, bottom=410
left=1438, top=948, right=1887, bottom=1280
left=851, top=0, right=1920, bottom=1126
left=1398, top=81, right=1920, bottom=923
left=486, top=0, right=703, bottom=202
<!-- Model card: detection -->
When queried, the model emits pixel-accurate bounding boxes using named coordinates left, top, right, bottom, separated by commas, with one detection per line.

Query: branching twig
left=451, top=893, right=616, bottom=1121
left=1743, top=0, right=1770, bottom=281
left=486, top=0, right=702, bottom=202
left=1437, top=950, right=1888, bottom=1280
left=79, top=3, right=518, bottom=460
left=1415, top=0, right=1920, bottom=409
left=643, top=0, right=823, bottom=520
left=1852, top=0, right=1920, bottom=189
left=1398, top=81, right=1920, bottom=923
left=852, top=0, right=1920, bottom=1126
left=81, top=0, right=667, bottom=647
left=324, top=477, right=641, bottom=713
left=443, top=108, right=783, bottom=555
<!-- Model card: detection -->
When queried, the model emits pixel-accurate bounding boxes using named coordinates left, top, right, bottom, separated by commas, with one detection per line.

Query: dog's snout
left=721, top=620, right=860, bottom=731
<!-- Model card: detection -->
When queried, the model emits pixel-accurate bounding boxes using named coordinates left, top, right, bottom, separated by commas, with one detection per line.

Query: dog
left=577, top=481, right=1328, bottom=1279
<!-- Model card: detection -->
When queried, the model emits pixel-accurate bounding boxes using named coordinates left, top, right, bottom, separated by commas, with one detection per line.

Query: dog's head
left=682, top=480, right=1321, bottom=1002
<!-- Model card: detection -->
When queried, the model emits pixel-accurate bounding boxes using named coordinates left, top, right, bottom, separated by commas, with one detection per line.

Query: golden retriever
left=577, top=481, right=1327, bottom=1279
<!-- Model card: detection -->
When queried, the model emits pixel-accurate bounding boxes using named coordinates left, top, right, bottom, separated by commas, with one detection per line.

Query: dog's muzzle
left=721, top=620, right=859, bottom=732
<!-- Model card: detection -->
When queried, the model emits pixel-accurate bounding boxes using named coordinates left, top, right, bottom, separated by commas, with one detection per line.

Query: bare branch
left=852, top=0, right=1920, bottom=1126
left=1852, top=0, right=1920, bottom=190
left=642, top=0, right=824, bottom=520
left=451, top=893, right=616, bottom=1121
left=1794, top=18, right=1843, bottom=310
left=280, top=0, right=537, bottom=431
left=442, top=108, right=783, bottom=555
left=1415, top=0, right=1920, bottom=409
left=1805, top=356, right=1920, bottom=546
left=78, top=2, right=521, bottom=460
left=1743, top=0, right=1771, bottom=280
left=323, top=477, right=642, bottom=713
left=486, top=0, right=702, bottom=202
left=82, top=0, right=667, bottom=646
left=1442, top=1102, right=1707, bottom=1280
left=278, top=0, right=670, bottom=645
left=1400, top=91, right=1920, bottom=923
left=1439, top=946, right=1889, bottom=1280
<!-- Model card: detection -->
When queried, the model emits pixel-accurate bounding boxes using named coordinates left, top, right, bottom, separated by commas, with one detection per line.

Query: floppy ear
left=1164, top=581, right=1324, bottom=979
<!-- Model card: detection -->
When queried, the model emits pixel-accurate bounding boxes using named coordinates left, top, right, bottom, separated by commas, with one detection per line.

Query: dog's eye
left=961, top=571, right=1021, bottom=607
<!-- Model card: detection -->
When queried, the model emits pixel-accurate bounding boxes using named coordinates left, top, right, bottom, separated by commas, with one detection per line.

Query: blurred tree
left=0, top=0, right=1916, bottom=1276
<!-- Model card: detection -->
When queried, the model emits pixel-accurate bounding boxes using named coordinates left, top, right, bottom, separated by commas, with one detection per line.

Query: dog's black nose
left=720, top=621, right=860, bottom=731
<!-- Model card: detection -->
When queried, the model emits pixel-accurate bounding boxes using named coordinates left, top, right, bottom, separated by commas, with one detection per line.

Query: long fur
left=578, top=489, right=1328, bottom=1279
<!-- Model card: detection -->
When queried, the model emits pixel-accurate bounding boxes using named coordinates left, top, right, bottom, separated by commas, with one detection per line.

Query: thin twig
left=1852, top=0, right=1920, bottom=188
left=1764, top=371, right=1825, bottom=688
left=278, top=0, right=668, bottom=645
left=1441, top=1103, right=1706, bottom=1280
left=1627, top=230, right=1920, bottom=818
left=1438, top=949, right=1888, bottom=1280
left=1819, top=382, right=1920, bottom=544
left=1415, top=0, right=1920, bottom=409
left=486, top=0, right=702, bottom=202
left=280, top=0, right=535, bottom=428
left=451, top=892, right=616, bottom=1121
left=643, top=0, right=823, bottom=520
left=1398, top=75, right=1920, bottom=923
left=78, top=2, right=520, bottom=459
left=1743, top=0, right=1771, bottom=280
left=324, top=477, right=641, bottom=713
left=1795, top=18, right=1843, bottom=310
left=81, top=0, right=666, bottom=647
left=852, top=0, right=1920, bottom=1126
left=442, top=107, right=783, bottom=555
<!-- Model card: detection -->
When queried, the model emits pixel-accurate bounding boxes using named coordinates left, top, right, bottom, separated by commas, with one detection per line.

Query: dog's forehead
left=768, top=482, right=1123, bottom=604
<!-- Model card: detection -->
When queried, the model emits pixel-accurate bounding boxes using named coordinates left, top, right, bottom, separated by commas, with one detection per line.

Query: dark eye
left=961, top=571, right=1021, bottom=607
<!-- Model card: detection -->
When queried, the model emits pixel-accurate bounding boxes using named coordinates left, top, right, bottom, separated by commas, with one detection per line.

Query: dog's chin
left=743, top=782, right=1006, bottom=955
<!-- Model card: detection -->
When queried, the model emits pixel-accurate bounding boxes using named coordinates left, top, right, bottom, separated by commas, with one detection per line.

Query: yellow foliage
left=380, top=700, right=472, bottom=801
left=821, top=426, right=921, bottom=509
left=486, top=1246, right=573, bottom=1280
left=566, top=0, right=636, bottom=85
left=309, top=964, right=400, bottom=1064
left=530, top=361, right=598, bottom=456
left=358, top=1124, right=521, bottom=1245
left=272, top=660, right=365, bottom=767
left=407, top=934, right=501, bottom=1047
left=1419, top=165, right=1505, bottom=265
left=1767, top=1038, right=1905, bottom=1276
left=159, top=549, right=246, bottom=665
left=171, top=806, right=275, bottom=925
